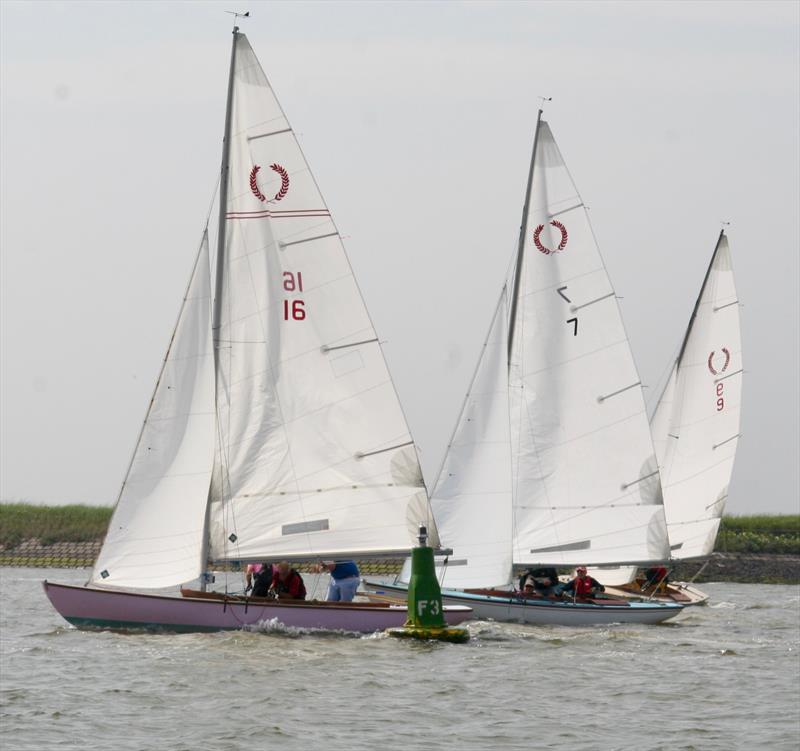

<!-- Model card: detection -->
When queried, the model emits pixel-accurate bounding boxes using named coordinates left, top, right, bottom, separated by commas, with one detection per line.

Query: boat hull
left=43, top=581, right=472, bottom=634
left=362, top=580, right=684, bottom=626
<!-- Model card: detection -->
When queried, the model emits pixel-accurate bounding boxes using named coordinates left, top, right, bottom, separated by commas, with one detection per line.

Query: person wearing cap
left=518, top=566, right=561, bottom=597
left=560, top=566, right=605, bottom=599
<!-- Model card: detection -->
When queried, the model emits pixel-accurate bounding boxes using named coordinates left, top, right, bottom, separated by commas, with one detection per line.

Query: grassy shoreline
left=1, top=503, right=799, bottom=557
left=1, top=503, right=798, bottom=582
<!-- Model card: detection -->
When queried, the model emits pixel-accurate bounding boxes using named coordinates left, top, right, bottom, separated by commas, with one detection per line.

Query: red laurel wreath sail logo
left=707, top=348, right=731, bottom=375
left=249, top=163, right=290, bottom=203
left=533, top=220, right=569, bottom=255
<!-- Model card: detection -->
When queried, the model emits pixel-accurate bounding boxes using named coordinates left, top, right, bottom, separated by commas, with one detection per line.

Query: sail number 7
left=283, top=271, right=306, bottom=321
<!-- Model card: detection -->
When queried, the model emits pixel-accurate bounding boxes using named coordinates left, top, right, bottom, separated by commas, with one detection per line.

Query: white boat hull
left=362, top=579, right=684, bottom=626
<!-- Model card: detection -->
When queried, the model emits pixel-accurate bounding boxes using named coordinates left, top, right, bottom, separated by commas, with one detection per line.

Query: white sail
left=91, top=234, right=216, bottom=588
left=207, top=34, right=435, bottom=562
left=650, top=232, right=742, bottom=560
left=429, top=290, right=514, bottom=588
left=509, top=120, right=670, bottom=567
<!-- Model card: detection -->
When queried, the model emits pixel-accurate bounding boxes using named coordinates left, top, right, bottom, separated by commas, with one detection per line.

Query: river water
left=1, top=568, right=798, bottom=751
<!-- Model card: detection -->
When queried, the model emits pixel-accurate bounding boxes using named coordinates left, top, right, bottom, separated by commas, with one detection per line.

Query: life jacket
left=273, top=569, right=307, bottom=600
left=574, top=576, right=595, bottom=597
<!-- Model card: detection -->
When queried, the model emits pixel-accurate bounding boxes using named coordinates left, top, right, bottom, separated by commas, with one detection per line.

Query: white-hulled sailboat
left=364, top=111, right=684, bottom=626
left=44, top=27, right=471, bottom=634
left=600, top=230, right=743, bottom=604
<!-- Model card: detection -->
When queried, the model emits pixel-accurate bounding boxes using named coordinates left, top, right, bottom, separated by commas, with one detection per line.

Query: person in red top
left=270, top=561, right=307, bottom=600
left=560, top=566, right=604, bottom=598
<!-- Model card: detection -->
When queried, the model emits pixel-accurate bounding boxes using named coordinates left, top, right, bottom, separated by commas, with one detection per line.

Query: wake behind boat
left=44, top=27, right=469, bottom=636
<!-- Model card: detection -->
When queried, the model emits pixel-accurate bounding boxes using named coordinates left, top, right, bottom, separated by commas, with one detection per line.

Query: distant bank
left=1, top=504, right=798, bottom=583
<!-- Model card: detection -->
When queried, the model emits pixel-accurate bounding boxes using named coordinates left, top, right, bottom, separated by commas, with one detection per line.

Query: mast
left=674, top=229, right=726, bottom=368
left=212, top=26, right=240, bottom=352
left=201, top=26, right=239, bottom=589
left=507, top=109, right=544, bottom=364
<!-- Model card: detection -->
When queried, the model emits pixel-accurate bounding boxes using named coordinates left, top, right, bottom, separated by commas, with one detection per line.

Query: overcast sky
left=1, top=0, right=798, bottom=515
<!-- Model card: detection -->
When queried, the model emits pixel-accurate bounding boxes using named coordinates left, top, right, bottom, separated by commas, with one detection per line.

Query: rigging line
left=645, top=337, right=681, bottom=416
left=205, top=171, right=222, bottom=230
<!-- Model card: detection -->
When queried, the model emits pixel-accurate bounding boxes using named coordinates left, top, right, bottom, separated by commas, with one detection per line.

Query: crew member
left=249, top=563, right=275, bottom=598
left=270, top=561, right=307, bottom=600
left=318, top=560, right=361, bottom=602
left=560, top=566, right=604, bottom=598
left=519, top=567, right=561, bottom=596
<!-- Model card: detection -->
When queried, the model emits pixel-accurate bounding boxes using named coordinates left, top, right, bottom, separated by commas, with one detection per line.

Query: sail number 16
left=283, top=271, right=306, bottom=321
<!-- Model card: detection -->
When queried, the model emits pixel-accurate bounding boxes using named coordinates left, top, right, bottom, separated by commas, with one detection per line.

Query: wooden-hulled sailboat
left=44, top=27, right=471, bottom=634
left=600, top=230, right=743, bottom=605
left=364, top=111, right=684, bottom=626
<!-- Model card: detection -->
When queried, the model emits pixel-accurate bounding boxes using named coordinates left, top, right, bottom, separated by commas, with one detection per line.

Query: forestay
left=206, top=34, right=436, bottom=562
left=429, top=290, right=514, bottom=588
left=650, top=232, right=742, bottom=560
left=91, top=234, right=216, bottom=588
left=509, top=121, right=670, bottom=567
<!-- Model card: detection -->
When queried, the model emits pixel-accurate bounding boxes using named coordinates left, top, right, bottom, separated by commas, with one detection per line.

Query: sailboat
left=44, top=27, right=471, bottom=634
left=600, top=230, right=742, bottom=604
left=364, top=111, right=684, bottom=626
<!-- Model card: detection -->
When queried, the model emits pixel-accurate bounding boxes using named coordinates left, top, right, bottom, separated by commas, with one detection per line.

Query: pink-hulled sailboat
left=43, top=582, right=470, bottom=633
left=45, top=26, right=470, bottom=635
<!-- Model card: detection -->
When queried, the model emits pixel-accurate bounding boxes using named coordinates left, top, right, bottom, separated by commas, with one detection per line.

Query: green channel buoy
left=386, top=525, right=469, bottom=644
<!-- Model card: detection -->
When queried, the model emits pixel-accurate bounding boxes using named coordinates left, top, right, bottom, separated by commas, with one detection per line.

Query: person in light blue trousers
left=318, top=560, right=361, bottom=602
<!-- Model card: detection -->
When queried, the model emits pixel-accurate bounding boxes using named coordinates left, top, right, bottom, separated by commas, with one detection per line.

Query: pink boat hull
left=43, top=581, right=472, bottom=634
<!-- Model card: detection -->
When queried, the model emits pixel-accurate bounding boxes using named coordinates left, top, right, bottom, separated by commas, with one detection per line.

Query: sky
left=1, top=0, right=798, bottom=516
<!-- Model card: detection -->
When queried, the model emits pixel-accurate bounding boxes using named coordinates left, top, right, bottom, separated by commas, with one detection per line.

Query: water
left=2, top=568, right=798, bottom=751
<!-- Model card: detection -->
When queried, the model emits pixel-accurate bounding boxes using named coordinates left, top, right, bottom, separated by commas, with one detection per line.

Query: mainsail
left=91, top=233, right=216, bottom=588
left=204, top=33, right=435, bottom=562
left=92, top=31, right=435, bottom=589
left=650, top=231, right=742, bottom=560
left=509, top=119, right=669, bottom=568
left=424, top=115, right=670, bottom=589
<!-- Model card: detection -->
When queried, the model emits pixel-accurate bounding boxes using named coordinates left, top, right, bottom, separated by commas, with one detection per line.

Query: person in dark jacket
left=270, top=561, right=307, bottom=600
left=560, top=566, right=604, bottom=598
left=249, top=563, right=275, bottom=598
left=518, top=567, right=560, bottom=596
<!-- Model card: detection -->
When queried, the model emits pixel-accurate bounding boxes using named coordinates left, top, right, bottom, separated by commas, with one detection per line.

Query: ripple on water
left=2, top=572, right=799, bottom=751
